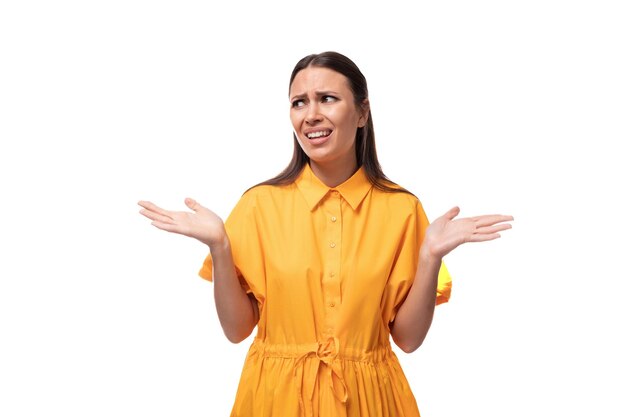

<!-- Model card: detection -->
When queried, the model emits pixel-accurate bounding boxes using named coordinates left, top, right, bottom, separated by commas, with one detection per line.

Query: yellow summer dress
left=199, top=163, right=452, bottom=417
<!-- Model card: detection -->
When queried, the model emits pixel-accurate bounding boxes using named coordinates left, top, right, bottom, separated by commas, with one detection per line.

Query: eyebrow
left=290, top=91, right=340, bottom=101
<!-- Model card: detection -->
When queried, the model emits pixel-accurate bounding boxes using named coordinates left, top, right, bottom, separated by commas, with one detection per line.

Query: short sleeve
left=198, top=190, right=266, bottom=307
left=383, top=198, right=452, bottom=327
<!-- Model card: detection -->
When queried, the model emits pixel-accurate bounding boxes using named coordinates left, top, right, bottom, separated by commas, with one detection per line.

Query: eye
left=322, top=95, right=338, bottom=103
left=291, top=99, right=305, bottom=108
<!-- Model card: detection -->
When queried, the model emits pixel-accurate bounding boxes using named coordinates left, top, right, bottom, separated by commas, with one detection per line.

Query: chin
left=305, top=150, right=336, bottom=165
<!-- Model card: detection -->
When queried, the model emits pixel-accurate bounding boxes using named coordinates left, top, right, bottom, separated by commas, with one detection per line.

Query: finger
left=137, top=200, right=174, bottom=220
left=139, top=209, right=175, bottom=225
left=444, top=206, right=461, bottom=221
left=185, top=197, right=203, bottom=212
left=468, top=233, right=501, bottom=242
left=475, top=223, right=512, bottom=234
left=151, top=221, right=179, bottom=233
left=474, top=214, right=514, bottom=228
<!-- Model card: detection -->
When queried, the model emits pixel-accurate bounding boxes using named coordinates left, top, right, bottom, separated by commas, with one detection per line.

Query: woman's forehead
left=289, top=67, right=351, bottom=97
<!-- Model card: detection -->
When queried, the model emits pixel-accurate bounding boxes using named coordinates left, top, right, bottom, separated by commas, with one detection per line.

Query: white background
left=1, top=1, right=624, bottom=416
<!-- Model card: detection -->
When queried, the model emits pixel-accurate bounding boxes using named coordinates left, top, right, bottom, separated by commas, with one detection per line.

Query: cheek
left=326, top=107, right=343, bottom=122
left=332, top=109, right=359, bottom=137
left=290, top=113, right=301, bottom=130
left=330, top=107, right=358, bottom=129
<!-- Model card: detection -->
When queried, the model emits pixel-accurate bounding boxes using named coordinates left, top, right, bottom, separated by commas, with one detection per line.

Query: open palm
left=424, top=206, right=513, bottom=259
left=138, top=198, right=226, bottom=247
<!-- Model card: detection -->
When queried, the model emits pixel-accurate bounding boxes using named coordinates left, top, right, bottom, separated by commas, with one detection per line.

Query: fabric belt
left=249, top=337, right=393, bottom=417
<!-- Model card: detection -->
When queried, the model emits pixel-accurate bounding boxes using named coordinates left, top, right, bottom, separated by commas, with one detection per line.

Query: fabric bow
left=293, top=336, right=348, bottom=417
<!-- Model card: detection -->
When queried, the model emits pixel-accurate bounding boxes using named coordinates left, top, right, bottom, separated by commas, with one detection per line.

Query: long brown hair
left=253, top=51, right=412, bottom=195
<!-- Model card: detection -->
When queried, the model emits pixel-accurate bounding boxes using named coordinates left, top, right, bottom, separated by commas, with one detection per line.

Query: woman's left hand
left=423, top=206, right=513, bottom=260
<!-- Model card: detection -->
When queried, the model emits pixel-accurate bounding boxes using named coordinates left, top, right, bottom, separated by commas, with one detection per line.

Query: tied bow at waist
left=293, top=336, right=348, bottom=417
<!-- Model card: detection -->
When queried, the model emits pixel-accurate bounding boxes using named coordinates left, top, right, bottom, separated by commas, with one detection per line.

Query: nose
left=305, top=101, right=323, bottom=125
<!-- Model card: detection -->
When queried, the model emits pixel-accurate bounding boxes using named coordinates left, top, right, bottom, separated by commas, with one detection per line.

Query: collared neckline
left=295, top=163, right=373, bottom=211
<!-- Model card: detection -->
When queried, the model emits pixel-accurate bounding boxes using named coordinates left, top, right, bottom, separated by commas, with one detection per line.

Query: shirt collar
left=295, top=163, right=373, bottom=211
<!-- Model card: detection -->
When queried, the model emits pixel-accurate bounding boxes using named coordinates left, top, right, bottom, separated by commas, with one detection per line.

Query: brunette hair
left=253, top=51, right=412, bottom=195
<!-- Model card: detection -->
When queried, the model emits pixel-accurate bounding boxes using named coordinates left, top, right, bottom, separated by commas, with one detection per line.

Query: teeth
left=306, top=130, right=330, bottom=139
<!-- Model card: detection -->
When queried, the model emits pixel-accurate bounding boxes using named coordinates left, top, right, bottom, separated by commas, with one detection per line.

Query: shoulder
left=370, top=182, right=422, bottom=214
left=238, top=182, right=298, bottom=209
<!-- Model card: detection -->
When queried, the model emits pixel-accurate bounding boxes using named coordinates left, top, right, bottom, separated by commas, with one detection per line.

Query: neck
left=309, top=156, right=358, bottom=188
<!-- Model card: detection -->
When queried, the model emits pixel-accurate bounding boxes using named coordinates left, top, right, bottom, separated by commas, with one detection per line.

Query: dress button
left=329, top=301, right=335, bottom=307
left=330, top=242, right=336, bottom=248
left=331, top=216, right=337, bottom=222
left=330, top=272, right=335, bottom=277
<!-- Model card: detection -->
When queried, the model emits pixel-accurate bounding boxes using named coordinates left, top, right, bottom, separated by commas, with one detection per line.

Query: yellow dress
left=199, top=163, right=452, bottom=417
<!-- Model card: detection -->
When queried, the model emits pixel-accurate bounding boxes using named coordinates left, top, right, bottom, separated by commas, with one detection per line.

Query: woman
left=138, top=51, right=513, bottom=417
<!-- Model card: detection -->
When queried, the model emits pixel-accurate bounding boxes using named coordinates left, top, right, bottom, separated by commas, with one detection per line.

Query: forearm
left=390, top=247, right=442, bottom=353
left=210, top=238, right=258, bottom=343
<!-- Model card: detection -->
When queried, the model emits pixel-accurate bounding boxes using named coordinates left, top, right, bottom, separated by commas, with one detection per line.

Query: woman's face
left=289, top=66, right=368, bottom=169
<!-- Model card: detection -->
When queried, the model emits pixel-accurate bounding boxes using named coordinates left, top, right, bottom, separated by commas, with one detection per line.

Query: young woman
left=138, top=51, right=513, bottom=417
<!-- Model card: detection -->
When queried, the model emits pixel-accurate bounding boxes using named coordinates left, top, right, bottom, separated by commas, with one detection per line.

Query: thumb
left=445, top=206, right=460, bottom=220
left=185, top=197, right=202, bottom=212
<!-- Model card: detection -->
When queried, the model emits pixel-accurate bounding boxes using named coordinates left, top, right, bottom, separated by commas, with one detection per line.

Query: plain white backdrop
left=1, top=1, right=624, bottom=416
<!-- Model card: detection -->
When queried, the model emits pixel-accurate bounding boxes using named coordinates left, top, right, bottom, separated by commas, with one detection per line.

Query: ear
left=357, top=98, right=370, bottom=128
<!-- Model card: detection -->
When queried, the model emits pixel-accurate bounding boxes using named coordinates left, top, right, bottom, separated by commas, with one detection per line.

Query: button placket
left=323, top=190, right=342, bottom=335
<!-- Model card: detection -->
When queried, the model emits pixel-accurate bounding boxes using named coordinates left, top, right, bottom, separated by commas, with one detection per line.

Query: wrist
left=419, top=243, right=443, bottom=267
left=207, top=232, right=230, bottom=254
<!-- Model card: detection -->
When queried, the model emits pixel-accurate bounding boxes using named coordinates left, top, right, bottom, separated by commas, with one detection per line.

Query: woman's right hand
left=138, top=198, right=226, bottom=247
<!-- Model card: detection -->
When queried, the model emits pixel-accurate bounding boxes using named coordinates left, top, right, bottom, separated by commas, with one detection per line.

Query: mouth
left=306, top=129, right=332, bottom=140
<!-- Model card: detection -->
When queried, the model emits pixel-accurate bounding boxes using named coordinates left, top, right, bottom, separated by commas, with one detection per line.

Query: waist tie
left=293, top=336, right=348, bottom=417
left=248, top=338, right=393, bottom=417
